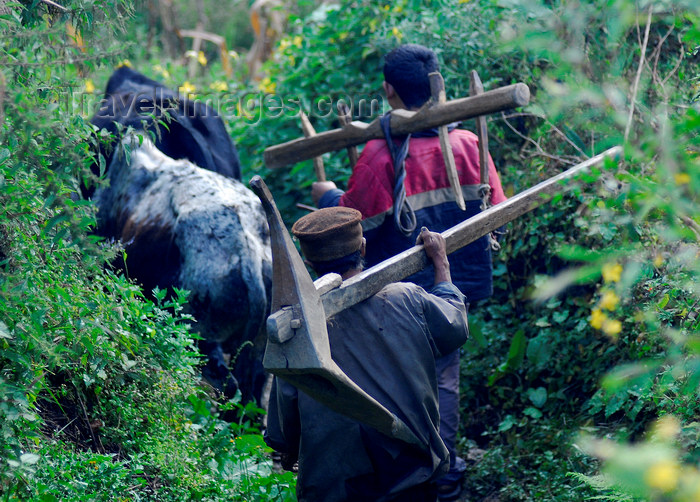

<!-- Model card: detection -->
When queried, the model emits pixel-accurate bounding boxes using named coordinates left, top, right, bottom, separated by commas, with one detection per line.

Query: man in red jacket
left=311, top=43, right=506, bottom=500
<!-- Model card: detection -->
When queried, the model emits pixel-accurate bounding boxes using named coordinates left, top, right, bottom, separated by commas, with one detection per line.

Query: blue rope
left=380, top=112, right=416, bottom=236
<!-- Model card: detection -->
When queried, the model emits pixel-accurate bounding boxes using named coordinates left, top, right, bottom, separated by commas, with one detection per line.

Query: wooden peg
left=337, top=102, right=359, bottom=168
left=299, top=111, right=326, bottom=181
left=429, top=72, right=466, bottom=211
left=470, top=71, right=491, bottom=196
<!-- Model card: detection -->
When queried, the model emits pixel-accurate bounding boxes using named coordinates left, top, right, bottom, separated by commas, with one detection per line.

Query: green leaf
left=98, top=152, right=106, bottom=178
left=20, top=453, right=40, bottom=465
left=603, top=391, right=627, bottom=418
left=552, top=310, right=568, bottom=323
left=0, top=321, right=11, bottom=339
left=505, top=329, right=526, bottom=370
left=526, top=334, right=553, bottom=368
left=43, top=213, right=70, bottom=237
left=523, top=407, right=543, bottom=419
left=465, top=318, right=487, bottom=350
left=527, top=387, right=548, bottom=408
left=497, top=415, right=517, bottom=432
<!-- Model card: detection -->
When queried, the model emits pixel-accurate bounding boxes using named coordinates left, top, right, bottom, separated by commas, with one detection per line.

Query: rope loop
left=478, top=183, right=491, bottom=211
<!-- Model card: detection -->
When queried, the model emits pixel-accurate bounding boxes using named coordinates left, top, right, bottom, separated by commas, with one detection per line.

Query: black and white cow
left=89, top=68, right=271, bottom=402
left=93, top=136, right=272, bottom=402
left=90, top=65, right=241, bottom=185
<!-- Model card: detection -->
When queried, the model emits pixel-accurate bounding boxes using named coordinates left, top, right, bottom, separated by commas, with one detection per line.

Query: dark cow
left=90, top=66, right=240, bottom=186
left=89, top=68, right=271, bottom=403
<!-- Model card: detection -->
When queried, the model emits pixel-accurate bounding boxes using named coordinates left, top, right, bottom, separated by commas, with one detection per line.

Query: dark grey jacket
left=265, top=281, right=469, bottom=502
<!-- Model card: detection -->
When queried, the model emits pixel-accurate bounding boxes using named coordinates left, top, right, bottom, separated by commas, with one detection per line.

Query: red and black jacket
left=319, top=128, right=506, bottom=303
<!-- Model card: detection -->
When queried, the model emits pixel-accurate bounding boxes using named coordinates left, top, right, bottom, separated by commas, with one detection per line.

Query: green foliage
left=490, top=1, right=699, bottom=500
left=0, top=1, right=294, bottom=500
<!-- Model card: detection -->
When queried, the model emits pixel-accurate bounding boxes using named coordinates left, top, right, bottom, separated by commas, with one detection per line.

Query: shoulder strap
left=380, top=112, right=416, bottom=236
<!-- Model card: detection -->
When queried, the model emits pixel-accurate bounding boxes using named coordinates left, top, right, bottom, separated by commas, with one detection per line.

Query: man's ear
left=359, top=237, right=366, bottom=257
left=383, top=81, right=396, bottom=99
left=383, top=81, right=407, bottom=110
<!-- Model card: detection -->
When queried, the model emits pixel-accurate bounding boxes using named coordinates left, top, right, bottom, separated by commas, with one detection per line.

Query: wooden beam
left=264, top=82, right=530, bottom=169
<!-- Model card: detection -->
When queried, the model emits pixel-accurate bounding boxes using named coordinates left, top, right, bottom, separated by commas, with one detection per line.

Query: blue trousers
left=435, top=349, right=466, bottom=485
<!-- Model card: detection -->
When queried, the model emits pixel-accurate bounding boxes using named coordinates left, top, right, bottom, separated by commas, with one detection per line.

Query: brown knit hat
left=291, top=207, right=363, bottom=262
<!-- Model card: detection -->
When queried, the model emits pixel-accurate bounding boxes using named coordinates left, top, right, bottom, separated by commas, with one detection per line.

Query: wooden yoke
left=251, top=146, right=621, bottom=445
left=264, top=82, right=530, bottom=169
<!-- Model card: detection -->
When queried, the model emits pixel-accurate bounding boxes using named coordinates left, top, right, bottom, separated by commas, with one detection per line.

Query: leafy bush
left=0, top=1, right=294, bottom=500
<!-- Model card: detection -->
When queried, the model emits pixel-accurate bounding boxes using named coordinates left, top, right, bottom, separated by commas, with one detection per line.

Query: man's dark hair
left=310, top=250, right=363, bottom=277
left=383, top=44, right=439, bottom=109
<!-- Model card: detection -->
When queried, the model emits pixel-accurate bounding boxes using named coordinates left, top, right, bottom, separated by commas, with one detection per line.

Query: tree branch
left=681, top=216, right=700, bottom=242
left=40, top=0, right=68, bottom=11
left=624, top=5, right=653, bottom=142
left=500, top=112, right=586, bottom=166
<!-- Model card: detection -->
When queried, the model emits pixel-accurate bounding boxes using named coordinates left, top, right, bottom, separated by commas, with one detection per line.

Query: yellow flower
left=675, top=173, right=691, bottom=185
left=209, top=81, right=228, bottom=92
left=654, top=415, right=680, bottom=440
left=153, top=64, right=170, bottom=79
left=599, top=291, right=619, bottom=311
left=644, top=460, right=680, bottom=492
left=392, top=26, right=403, bottom=40
left=117, top=59, right=132, bottom=68
left=602, top=262, right=623, bottom=283
left=293, top=35, right=303, bottom=47
left=258, top=77, right=276, bottom=94
left=602, top=319, right=622, bottom=336
left=393, top=5, right=403, bottom=12
left=179, top=81, right=196, bottom=96
left=278, top=39, right=291, bottom=52
left=84, top=79, right=95, bottom=94
left=383, top=5, right=390, bottom=10
left=653, top=254, right=663, bottom=268
left=197, top=51, right=207, bottom=66
left=590, top=309, right=607, bottom=330
left=459, top=0, right=471, bottom=3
